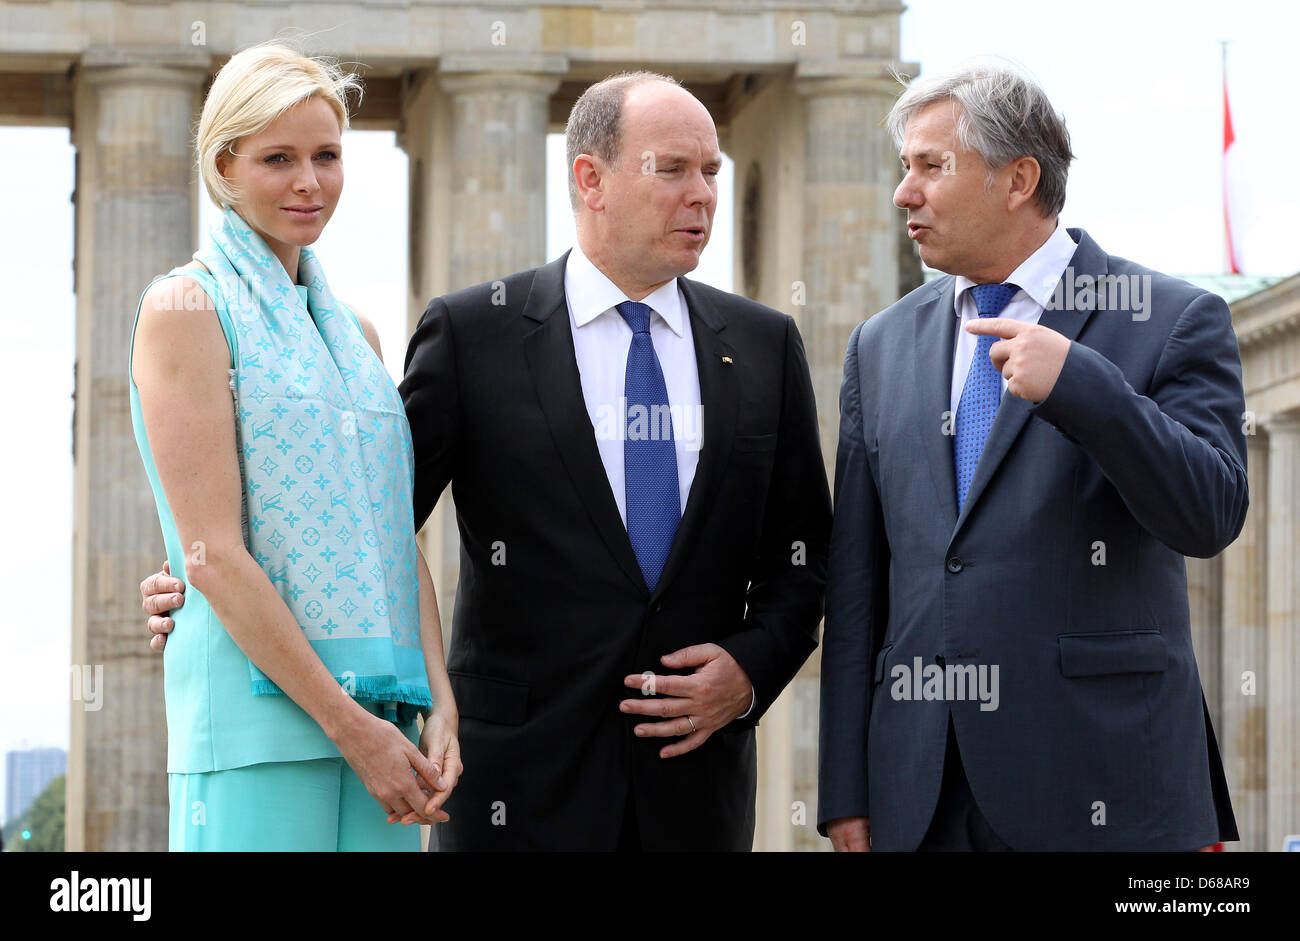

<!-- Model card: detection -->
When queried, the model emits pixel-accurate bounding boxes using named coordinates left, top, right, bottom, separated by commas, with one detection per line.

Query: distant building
left=5, top=747, right=67, bottom=826
left=1218, top=269, right=1300, bottom=851
left=1178, top=272, right=1287, bottom=304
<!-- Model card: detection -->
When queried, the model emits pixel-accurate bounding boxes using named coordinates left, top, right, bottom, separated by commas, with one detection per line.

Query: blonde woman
left=129, top=42, right=460, bottom=850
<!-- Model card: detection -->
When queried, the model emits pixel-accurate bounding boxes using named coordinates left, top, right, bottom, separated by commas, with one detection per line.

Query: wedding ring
left=686, top=715, right=697, bottom=734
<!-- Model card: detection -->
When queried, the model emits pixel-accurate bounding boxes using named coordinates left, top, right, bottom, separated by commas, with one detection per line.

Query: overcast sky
left=1, top=0, right=1294, bottom=823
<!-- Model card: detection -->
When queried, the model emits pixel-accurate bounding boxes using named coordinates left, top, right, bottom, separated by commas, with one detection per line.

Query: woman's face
left=218, top=95, right=343, bottom=273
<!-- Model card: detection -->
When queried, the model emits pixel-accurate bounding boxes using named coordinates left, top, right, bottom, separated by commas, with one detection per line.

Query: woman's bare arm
left=132, top=279, right=439, bottom=818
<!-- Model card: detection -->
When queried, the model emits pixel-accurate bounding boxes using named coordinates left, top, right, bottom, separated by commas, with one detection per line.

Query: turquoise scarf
left=195, top=208, right=431, bottom=719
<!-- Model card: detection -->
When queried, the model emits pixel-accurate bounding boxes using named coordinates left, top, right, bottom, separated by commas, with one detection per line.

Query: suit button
left=946, top=557, right=964, bottom=573
left=651, top=600, right=663, bottom=614
left=935, top=655, right=946, bottom=667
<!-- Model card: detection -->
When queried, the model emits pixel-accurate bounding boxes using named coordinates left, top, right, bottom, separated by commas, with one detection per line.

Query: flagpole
left=1221, top=39, right=1231, bottom=274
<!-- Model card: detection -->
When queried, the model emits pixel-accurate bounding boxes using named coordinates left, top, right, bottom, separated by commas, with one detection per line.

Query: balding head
left=566, top=73, right=721, bottom=299
left=565, top=71, right=682, bottom=208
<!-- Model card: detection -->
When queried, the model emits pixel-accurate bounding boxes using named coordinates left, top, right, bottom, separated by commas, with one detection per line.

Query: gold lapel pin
left=721, top=356, right=733, bottom=365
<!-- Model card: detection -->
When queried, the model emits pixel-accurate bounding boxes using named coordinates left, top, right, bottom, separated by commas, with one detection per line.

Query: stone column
left=793, top=61, right=902, bottom=462
left=438, top=58, right=563, bottom=289
left=68, top=48, right=209, bottom=851
left=1266, top=416, right=1300, bottom=850
left=767, top=62, right=900, bottom=852
left=1221, top=429, right=1269, bottom=850
left=414, top=59, right=561, bottom=639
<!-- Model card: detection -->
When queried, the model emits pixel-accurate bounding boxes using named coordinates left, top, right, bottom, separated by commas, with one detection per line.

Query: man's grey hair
left=886, top=63, right=1074, bottom=217
left=564, top=70, right=682, bottom=208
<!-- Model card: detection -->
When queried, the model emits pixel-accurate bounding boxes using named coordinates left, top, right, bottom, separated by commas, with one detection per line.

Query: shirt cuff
left=736, top=685, right=756, bottom=720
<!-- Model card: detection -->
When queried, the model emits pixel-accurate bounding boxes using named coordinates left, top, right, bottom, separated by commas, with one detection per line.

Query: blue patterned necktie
left=618, top=301, right=681, bottom=591
left=954, top=282, right=1018, bottom=512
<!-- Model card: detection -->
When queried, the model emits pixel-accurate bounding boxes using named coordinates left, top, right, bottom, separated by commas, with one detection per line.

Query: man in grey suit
left=818, top=64, right=1246, bottom=851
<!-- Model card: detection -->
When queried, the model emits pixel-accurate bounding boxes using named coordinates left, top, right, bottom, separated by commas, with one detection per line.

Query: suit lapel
left=521, top=251, right=646, bottom=594
left=951, top=228, right=1108, bottom=538
left=913, top=278, right=960, bottom=533
left=651, top=278, right=739, bottom=602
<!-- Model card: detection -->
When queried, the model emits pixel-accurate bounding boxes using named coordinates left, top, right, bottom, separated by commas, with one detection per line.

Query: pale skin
left=571, top=80, right=753, bottom=757
left=133, top=95, right=459, bottom=828
left=827, top=99, right=1211, bottom=853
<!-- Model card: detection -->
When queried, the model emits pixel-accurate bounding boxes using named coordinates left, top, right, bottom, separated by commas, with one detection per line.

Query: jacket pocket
left=873, top=643, right=895, bottom=685
left=449, top=670, right=530, bottom=725
left=1057, top=630, right=1168, bottom=678
left=733, top=433, right=778, bottom=452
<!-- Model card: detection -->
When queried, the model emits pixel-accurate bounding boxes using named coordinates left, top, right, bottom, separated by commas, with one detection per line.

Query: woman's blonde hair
left=196, top=41, right=364, bottom=209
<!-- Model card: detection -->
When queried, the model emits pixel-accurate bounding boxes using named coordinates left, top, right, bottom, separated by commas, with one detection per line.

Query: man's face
left=894, top=100, right=1008, bottom=280
left=594, top=82, right=720, bottom=294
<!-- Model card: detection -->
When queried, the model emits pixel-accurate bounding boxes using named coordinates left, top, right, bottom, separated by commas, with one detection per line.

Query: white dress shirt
left=950, top=222, right=1079, bottom=416
left=563, top=244, right=754, bottom=719
left=564, top=242, right=702, bottom=524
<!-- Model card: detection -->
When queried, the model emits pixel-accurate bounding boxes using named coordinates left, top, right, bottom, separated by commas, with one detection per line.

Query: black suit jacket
left=400, top=251, right=831, bottom=850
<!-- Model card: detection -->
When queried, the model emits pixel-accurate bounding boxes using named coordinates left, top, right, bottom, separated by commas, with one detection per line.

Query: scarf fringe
left=252, top=676, right=433, bottom=709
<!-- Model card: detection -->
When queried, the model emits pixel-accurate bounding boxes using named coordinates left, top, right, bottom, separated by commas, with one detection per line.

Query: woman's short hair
left=886, top=62, right=1074, bottom=217
left=196, top=41, right=363, bottom=209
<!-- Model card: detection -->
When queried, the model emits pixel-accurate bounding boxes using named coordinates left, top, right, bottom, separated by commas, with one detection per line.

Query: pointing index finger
left=965, top=317, right=1022, bottom=338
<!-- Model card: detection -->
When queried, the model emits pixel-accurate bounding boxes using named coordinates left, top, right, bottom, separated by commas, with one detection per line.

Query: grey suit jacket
left=817, top=228, right=1246, bottom=851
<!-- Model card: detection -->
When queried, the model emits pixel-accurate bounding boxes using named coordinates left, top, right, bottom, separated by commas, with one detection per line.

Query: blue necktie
left=954, top=282, right=1018, bottom=512
left=618, top=301, right=681, bottom=591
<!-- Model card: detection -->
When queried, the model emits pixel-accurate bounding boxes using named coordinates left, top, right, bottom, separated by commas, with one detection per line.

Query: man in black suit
left=400, top=72, right=830, bottom=850
left=143, top=72, right=830, bottom=850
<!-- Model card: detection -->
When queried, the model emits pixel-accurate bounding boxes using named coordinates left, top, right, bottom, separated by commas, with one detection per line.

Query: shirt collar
left=564, top=242, right=685, bottom=336
left=953, top=221, right=1079, bottom=315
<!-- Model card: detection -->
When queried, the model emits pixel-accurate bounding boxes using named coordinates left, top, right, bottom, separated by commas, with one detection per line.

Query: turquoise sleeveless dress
left=130, top=262, right=423, bottom=851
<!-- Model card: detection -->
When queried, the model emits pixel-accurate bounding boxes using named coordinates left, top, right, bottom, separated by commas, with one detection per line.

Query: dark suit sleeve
left=1031, top=291, right=1249, bottom=558
left=399, top=297, right=459, bottom=531
left=717, top=316, right=832, bottom=728
left=816, top=321, right=890, bottom=836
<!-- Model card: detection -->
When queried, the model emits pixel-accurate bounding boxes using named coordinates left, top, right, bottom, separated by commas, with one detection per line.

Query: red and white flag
left=1223, top=64, right=1247, bottom=273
